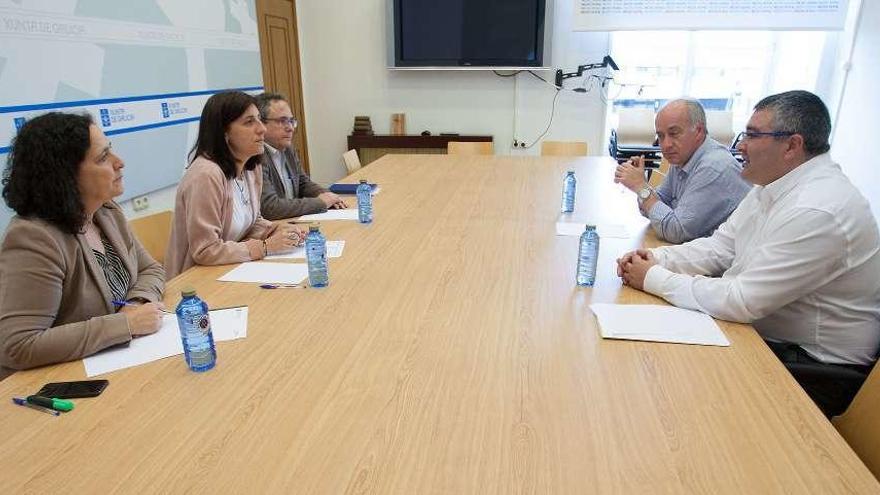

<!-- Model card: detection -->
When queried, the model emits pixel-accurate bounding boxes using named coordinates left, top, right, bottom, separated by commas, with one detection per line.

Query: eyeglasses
left=263, top=117, right=298, bottom=128
left=736, top=130, right=795, bottom=142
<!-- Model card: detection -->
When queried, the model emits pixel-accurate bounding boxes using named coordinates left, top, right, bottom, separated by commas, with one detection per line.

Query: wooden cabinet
left=347, top=134, right=493, bottom=166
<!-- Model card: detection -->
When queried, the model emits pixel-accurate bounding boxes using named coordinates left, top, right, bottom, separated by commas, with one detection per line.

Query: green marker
left=27, top=395, right=74, bottom=412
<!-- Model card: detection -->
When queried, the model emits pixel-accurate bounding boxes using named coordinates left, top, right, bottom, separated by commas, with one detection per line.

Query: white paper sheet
left=590, top=303, right=729, bottom=347
left=218, top=261, right=309, bottom=284
left=294, top=209, right=360, bottom=222
left=264, top=240, right=345, bottom=260
left=83, top=306, right=249, bottom=377
left=556, top=222, right=630, bottom=239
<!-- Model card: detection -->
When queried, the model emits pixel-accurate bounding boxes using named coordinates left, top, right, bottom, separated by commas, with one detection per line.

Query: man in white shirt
left=617, top=90, right=880, bottom=417
left=255, top=92, right=346, bottom=220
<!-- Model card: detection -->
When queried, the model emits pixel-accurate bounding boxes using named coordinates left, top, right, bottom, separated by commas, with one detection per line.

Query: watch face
left=638, top=187, right=651, bottom=200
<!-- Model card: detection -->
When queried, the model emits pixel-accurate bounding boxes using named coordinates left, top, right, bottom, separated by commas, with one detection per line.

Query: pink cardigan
left=165, top=156, right=276, bottom=279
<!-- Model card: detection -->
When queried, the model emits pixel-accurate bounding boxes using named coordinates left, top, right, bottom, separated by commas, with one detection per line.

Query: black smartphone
left=36, top=380, right=109, bottom=399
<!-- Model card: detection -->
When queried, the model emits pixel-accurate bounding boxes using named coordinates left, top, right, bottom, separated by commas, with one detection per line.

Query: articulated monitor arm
left=554, top=55, right=620, bottom=88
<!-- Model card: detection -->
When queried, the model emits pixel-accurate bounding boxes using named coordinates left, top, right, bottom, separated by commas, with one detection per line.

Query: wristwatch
left=637, top=185, right=652, bottom=204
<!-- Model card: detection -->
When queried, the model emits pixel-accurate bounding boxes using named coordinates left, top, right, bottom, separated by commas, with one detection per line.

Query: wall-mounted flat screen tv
left=392, top=0, right=549, bottom=68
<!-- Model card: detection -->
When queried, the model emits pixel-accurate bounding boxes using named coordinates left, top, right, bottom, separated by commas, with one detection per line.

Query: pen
left=112, top=300, right=174, bottom=314
left=12, top=397, right=60, bottom=416
left=260, top=283, right=307, bottom=289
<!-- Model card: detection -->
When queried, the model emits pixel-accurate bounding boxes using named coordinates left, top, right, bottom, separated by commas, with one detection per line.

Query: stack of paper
left=556, top=222, right=630, bottom=239
left=590, top=303, right=729, bottom=347
left=218, top=261, right=309, bottom=284
left=294, top=209, right=359, bottom=222
left=83, top=306, right=250, bottom=376
left=265, top=240, right=345, bottom=260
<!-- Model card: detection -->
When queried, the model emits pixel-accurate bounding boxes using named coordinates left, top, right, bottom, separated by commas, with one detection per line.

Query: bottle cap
left=359, top=179, right=368, bottom=184
left=181, top=286, right=197, bottom=297
left=309, top=222, right=320, bottom=232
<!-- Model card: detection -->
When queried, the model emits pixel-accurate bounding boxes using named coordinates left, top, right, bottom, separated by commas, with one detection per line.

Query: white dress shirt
left=643, top=153, right=880, bottom=365
left=264, top=143, right=294, bottom=198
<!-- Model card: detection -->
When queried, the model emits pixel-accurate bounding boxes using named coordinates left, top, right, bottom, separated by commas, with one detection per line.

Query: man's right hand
left=613, top=156, right=648, bottom=193
left=616, top=249, right=652, bottom=277
left=318, top=191, right=346, bottom=209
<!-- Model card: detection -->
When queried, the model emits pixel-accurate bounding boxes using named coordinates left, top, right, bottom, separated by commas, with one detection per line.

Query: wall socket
left=132, top=195, right=150, bottom=212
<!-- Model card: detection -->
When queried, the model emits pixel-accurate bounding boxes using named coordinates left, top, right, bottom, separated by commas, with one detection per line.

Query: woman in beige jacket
left=0, top=112, right=165, bottom=376
left=164, top=91, right=304, bottom=279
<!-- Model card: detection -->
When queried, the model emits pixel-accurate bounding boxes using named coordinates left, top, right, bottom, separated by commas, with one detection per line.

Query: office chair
left=128, top=210, right=173, bottom=264
left=541, top=140, right=589, bottom=157
left=833, top=363, right=880, bottom=478
left=343, top=149, right=362, bottom=174
left=447, top=141, right=493, bottom=156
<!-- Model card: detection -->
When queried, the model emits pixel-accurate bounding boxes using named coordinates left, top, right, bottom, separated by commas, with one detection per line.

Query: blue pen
left=12, top=397, right=60, bottom=416
left=112, top=300, right=174, bottom=313
left=259, top=283, right=307, bottom=289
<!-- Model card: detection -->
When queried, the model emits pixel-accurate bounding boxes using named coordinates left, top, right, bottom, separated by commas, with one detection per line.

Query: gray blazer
left=260, top=146, right=328, bottom=220
left=0, top=203, right=165, bottom=376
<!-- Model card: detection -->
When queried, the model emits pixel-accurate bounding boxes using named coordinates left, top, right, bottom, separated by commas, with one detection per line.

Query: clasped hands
left=265, top=224, right=307, bottom=254
left=613, top=155, right=648, bottom=193
left=616, top=248, right=657, bottom=290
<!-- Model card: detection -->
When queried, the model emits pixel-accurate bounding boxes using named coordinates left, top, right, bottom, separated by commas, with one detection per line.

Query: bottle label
left=181, top=312, right=211, bottom=336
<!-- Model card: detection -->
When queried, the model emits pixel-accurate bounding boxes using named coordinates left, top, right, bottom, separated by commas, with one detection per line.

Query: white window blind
left=574, top=0, right=849, bottom=31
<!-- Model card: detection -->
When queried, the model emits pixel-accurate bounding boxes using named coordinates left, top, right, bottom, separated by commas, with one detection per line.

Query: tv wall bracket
left=554, top=55, right=620, bottom=88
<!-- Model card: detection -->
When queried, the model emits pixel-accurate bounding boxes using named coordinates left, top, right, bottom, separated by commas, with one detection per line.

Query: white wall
left=121, top=0, right=612, bottom=218
left=124, top=0, right=879, bottom=223
left=295, top=0, right=611, bottom=184
left=830, top=0, right=880, bottom=221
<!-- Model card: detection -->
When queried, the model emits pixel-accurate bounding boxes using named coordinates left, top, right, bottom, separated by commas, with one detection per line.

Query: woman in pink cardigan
left=165, top=91, right=305, bottom=279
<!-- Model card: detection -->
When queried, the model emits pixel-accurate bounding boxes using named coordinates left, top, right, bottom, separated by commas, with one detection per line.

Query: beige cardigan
left=165, top=156, right=276, bottom=279
left=0, top=203, right=165, bottom=375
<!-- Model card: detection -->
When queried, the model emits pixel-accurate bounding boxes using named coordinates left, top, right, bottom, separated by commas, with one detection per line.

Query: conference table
left=0, top=155, right=877, bottom=493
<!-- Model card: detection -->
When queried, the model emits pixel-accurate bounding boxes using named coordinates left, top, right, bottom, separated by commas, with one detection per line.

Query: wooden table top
left=0, top=155, right=876, bottom=493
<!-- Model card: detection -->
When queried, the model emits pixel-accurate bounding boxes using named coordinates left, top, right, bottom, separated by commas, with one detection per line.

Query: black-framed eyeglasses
left=263, top=117, right=297, bottom=128
left=736, top=130, right=795, bottom=142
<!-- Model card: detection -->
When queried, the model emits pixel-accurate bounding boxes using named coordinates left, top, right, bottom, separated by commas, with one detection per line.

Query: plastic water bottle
left=175, top=287, right=216, bottom=372
left=305, top=222, right=329, bottom=287
left=576, top=225, right=600, bottom=286
left=357, top=179, right=373, bottom=223
left=561, top=170, right=576, bottom=213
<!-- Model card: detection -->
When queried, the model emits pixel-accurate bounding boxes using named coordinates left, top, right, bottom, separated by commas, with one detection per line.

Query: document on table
left=590, top=303, right=729, bottom=347
left=218, top=261, right=309, bottom=284
left=293, top=209, right=359, bottom=222
left=83, top=306, right=249, bottom=377
left=556, top=222, right=630, bottom=238
left=265, top=240, right=345, bottom=260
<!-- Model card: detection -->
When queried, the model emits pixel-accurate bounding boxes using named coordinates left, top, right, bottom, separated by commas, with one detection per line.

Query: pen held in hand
left=112, top=300, right=174, bottom=314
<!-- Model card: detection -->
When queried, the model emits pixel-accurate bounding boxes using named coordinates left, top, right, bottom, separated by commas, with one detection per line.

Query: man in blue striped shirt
left=614, top=99, right=751, bottom=243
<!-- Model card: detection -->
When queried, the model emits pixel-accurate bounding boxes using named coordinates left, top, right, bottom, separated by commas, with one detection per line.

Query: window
left=608, top=30, right=828, bottom=138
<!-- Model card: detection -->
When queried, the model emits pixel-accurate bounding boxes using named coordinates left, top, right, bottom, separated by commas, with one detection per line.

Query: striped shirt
left=92, top=237, right=131, bottom=304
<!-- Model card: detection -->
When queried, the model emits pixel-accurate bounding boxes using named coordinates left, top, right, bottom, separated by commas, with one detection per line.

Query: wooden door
left=256, top=0, right=310, bottom=173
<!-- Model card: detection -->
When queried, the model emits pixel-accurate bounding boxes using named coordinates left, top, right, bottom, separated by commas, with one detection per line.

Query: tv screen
left=393, top=0, right=547, bottom=67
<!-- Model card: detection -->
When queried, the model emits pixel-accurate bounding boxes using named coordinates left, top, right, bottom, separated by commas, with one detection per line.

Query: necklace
left=234, top=175, right=250, bottom=205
